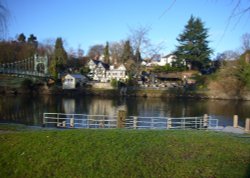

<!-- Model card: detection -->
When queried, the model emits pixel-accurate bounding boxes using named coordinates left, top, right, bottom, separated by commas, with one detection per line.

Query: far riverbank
left=1, top=75, right=250, bottom=100
left=2, top=85, right=250, bottom=101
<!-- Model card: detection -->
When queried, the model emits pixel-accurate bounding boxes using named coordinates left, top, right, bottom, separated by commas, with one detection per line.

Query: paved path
left=217, top=126, right=246, bottom=134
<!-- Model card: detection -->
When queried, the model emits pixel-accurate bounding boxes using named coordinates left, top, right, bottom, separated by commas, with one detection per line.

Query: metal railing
left=126, top=116, right=218, bottom=129
left=43, top=113, right=117, bottom=128
left=43, top=113, right=219, bottom=130
left=0, top=68, right=52, bottom=78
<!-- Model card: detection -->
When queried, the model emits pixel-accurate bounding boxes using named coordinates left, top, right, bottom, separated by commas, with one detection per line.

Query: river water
left=0, top=95, right=249, bottom=127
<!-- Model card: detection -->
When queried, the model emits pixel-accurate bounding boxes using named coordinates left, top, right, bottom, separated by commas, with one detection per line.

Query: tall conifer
left=103, top=42, right=110, bottom=64
left=174, top=16, right=212, bottom=70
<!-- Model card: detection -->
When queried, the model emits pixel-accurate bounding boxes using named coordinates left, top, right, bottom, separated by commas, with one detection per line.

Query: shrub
left=152, top=64, right=185, bottom=73
left=21, top=79, right=34, bottom=91
left=110, top=79, right=118, bottom=88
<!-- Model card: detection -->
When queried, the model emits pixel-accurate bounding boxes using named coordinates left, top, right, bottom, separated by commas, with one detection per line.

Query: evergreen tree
left=27, top=34, right=37, bottom=45
left=49, top=37, right=68, bottom=78
left=135, top=48, right=142, bottom=63
left=174, top=16, right=212, bottom=70
left=17, top=33, right=26, bottom=43
left=103, top=41, right=110, bottom=64
left=121, top=40, right=133, bottom=63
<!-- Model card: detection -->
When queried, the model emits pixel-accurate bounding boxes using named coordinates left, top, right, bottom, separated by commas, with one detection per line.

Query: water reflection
left=63, top=99, right=75, bottom=114
left=0, top=95, right=250, bottom=127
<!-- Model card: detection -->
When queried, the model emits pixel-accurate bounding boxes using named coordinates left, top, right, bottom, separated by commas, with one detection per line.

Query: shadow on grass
left=245, top=161, right=250, bottom=178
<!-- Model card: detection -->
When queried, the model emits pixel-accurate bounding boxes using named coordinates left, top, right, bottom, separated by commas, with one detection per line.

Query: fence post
left=167, top=118, right=172, bottom=129
left=203, top=114, right=208, bottom=128
left=62, top=121, right=66, bottom=127
left=117, top=110, right=126, bottom=128
left=233, top=115, right=238, bottom=128
left=42, top=113, right=46, bottom=127
left=245, top=118, right=250, bottom=132
left=133, top=117, right=137, bottom=129
left=70, top=117, right=74, bottom=128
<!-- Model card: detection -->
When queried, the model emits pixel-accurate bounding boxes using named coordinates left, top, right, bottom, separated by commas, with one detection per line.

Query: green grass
left=0, top=123, right=28, bottom=131
left=0, top=128, right=249, bottom=178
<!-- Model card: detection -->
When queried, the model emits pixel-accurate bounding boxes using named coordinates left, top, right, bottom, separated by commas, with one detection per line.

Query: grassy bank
left=0, top=126, right=249, bottom=178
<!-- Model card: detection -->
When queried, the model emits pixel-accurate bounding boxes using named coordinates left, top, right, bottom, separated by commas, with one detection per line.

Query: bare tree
left=87, top=44, right=104, bottom=60
left=39, top=38, right=55, bottom=55
left=128, top=25, right=165, bottom=60
left=77, top=45, right=84, bottom=58
left=128, top=25, right=151, bottom=54
left=216, top=50, right=240, bottom=61
left=109, top=41, right=124, bottom=64
left=241, top=33, right=250, bottom=52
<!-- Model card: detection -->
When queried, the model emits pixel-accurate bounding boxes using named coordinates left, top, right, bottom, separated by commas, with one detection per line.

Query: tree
left=49, top=37, right=67, bottom=78
left=121, top=40, right=133, bottom=63
left=241, top=33, right=250, bottom=52
left=77, top=45, right=84, bottom=58
left=87, top=44, right=104, bottom=59
left=174, top=15, right=212, bottom=70
left=135, top=48, right=142, bottom=63
left=129, top=25, right=150, bottom=55
left=103, top=42, right=110, bottom=64
left=128, top=25, right=165, bottom=61
left=17, top=33, right=26, bottom=43
left=109, top=41, right=124, bottom=64
left=39, top=38, right=55, bottom=56
left=216, top=50, right=240, bottom=61
left=27, top=34, right=38, bottom=47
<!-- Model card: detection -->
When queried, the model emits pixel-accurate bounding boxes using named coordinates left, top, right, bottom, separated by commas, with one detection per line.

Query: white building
left=87, top=59, right=127, bottom=82
left=143, top=54, right=177, bottom=67
left=106, top=64, right=127, bottom=81
left=62, top=74, right=88, bottom=89
left=87, top=59, right=109, bottom=82
left=157, top=54, right=176, bottom=66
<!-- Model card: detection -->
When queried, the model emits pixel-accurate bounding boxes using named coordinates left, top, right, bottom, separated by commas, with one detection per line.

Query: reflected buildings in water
left=0, top=95, right=250, bottom=127
left=62, top=97, right=127, bottom=115
left=63, top=99, right=75, bottom=114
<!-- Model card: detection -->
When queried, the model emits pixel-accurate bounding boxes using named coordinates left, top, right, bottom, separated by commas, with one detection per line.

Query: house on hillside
left=144, top=54, right=177, bottom=67
left=158, top=54, right=176, bottom=66
left=87, top=59, right=128, bottom=82
left=107, top=64, right=127, bottom=81
left=62, top=74, right=88, bottom=89
left=87, top=59, right=99, bottom=78
left=87, top=59, right=110, bottom=82
left=93, top=62, right=110, bottom=82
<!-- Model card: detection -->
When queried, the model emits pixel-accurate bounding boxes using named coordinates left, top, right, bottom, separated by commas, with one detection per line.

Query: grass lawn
left=0, top=125, right=250, bottom=178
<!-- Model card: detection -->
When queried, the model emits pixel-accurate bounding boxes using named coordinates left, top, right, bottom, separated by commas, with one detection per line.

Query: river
left=0, top=95, right=249, bottom=127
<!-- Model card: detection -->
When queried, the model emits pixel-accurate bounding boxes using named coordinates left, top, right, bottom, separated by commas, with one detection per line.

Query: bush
left=80, top=67, right=90, bottom=75
left=21, top=79, right=34, bottom=89
left=110, top=79, right=118, bottom=88
left=237, top=52, right=250, bottom=89
left=152, top=64, right=185, bottom=73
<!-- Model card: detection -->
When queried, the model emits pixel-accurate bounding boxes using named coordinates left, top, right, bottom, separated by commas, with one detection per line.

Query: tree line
left=0, top=15, right=249, bottom=79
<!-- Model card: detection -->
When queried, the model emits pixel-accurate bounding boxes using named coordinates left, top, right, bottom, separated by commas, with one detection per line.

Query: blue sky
left=5, top=0, right=250, bottom=57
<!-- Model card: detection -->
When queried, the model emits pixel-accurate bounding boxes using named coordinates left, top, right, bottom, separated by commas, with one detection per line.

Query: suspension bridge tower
left=34, top=54, right=49, bottom=74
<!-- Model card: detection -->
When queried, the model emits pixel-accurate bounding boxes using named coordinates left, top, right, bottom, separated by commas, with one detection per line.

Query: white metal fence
left=126, top=116, right=218, bottom=129
left=43, top=113, right=219, bottom=130
left=43, top=113, right=117, bottom=128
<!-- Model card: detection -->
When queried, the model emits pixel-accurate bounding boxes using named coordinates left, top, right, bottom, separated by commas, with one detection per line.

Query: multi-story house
left=87, top=59, right=127, bottom=82
left=106, top=64, right=127, bottom=81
